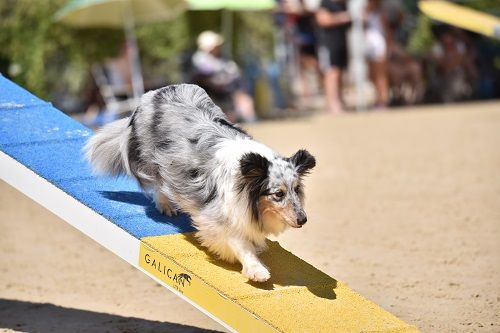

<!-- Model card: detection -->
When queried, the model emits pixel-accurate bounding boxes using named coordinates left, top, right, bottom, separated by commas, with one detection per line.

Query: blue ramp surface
left=0, top=75, right=194, bottom=238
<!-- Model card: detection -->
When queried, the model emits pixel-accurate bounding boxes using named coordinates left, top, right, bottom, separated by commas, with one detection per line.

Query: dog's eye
left=273, top=190, right=285, bottom=200
left=294, top=186, right=300, bottom=193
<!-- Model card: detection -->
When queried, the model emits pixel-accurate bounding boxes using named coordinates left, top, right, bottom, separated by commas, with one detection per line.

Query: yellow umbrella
left=418, top=0, right=500, bottom=39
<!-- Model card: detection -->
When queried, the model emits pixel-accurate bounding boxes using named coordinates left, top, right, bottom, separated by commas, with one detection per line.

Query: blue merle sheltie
left=84, top=84, right=316, bottom=282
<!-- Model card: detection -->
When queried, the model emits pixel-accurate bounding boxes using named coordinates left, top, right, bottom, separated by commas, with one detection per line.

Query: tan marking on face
left=258, top=196, right=298, bottom=234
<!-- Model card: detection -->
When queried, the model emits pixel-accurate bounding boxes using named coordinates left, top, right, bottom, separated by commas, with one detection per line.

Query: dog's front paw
left=242, top=264, right=271, bottom=282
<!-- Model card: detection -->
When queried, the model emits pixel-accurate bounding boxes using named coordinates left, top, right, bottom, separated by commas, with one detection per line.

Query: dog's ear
left=240, top=153, right=270, bottom=179
left=289, top=149, right=316, bottom=176
left=239, top=153, right=270, bottom=221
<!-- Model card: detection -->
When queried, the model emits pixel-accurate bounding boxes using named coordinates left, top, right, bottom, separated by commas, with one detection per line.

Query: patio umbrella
left=187, top=0, right=274, bottom=11
left=55, top=0, right=186, bottom=101
left=418, top=0, right=500, bottom=39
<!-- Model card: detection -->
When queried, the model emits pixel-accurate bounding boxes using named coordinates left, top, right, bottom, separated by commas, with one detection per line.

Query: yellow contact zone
left=139, top=233, right=419, bottom=333
left=139, top=240, right=277, bottom=333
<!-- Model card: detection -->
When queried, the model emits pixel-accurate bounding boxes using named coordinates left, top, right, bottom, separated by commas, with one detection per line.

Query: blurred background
left=0, top=0, right=499, bottom=126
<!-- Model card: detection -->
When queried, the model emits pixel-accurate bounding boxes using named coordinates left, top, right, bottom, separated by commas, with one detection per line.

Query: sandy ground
left=1, top=101, right=500, bottom=332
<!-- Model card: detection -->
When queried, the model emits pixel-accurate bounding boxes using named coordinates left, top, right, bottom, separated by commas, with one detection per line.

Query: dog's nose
left=297, top=212, right=307, bottom=226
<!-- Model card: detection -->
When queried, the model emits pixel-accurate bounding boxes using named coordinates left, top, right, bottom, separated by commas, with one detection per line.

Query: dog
left=84, top=84, right=315, bottom=282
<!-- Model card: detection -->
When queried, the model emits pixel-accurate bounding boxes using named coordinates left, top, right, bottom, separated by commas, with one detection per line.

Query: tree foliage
left=454, top=0, right=500, bottom=14
left=0, top=1, right=190, bottom=99
left=0, top=0, right=124, bottom=98
left=0, top=1, right=274, bottom=103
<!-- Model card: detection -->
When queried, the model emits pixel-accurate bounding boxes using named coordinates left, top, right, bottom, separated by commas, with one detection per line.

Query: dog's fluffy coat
left=84, top=84, right=315, bottom=281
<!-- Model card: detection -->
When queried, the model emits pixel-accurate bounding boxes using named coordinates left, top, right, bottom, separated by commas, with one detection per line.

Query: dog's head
left=238, top=150, right=316, bottom=234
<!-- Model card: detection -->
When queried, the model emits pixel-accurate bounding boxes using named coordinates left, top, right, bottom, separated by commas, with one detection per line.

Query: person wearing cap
left=191, top=31, right=256, bottom=122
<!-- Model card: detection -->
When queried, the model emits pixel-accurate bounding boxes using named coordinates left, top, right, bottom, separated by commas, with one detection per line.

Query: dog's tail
left=83, top=117, right=131, bottom=176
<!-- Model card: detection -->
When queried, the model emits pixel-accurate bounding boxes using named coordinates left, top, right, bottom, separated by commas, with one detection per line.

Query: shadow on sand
left=0, top=299, right=222, bottom=333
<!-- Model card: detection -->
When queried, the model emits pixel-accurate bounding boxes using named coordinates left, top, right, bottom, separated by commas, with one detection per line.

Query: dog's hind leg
left=154, top=191, right=177, bottom=216
left=228, top=238, right=270, bottom=282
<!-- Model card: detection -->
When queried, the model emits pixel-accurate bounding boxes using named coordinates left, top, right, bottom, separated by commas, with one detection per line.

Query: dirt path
left=1, top=102, right=500, bottom=332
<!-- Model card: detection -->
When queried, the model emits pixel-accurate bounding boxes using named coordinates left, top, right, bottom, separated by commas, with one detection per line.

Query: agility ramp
left=0, top=75, right=418, bottom=332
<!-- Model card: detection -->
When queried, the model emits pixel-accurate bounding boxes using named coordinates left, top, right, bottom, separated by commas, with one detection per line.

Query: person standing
left=365, top=0, right=389, bottom=108
left=316, top=0, right=351, bottom=114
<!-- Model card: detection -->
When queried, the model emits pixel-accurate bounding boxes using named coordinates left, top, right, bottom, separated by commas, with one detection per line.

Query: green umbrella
left=55, top=0, right=186, bottom=100
left=55, top=0, right=185, bottom=27
left=187, top=0, right=274, bottom=11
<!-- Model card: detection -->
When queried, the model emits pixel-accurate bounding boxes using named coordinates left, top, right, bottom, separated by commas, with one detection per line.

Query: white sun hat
left=197, top=31, right=224, bottom=52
